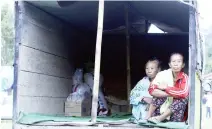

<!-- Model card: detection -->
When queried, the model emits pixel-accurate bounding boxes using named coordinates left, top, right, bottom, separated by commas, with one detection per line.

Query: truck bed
left=15, top=112, right=188, bottom=129
left=15, top=123, right=160, bottom=129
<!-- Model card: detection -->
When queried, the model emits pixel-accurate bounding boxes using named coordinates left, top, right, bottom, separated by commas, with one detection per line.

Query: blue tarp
left=28, top=1, right=190, bottom=33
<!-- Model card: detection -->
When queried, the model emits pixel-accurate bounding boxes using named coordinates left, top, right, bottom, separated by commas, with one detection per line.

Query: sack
left=67, top=83, right=91, bottom=102
left=72, top=69, right=83, bottom=85
left=72, top=68, right=83, bottom=92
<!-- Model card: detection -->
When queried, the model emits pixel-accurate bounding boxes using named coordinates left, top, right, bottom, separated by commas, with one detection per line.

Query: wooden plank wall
left=17, top=2, right=74, bottom=115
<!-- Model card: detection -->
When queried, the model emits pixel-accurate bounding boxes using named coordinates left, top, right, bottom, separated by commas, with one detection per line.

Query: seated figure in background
left=130, top=58, right=161, bottom=121
left=84, top=62, right=109, bottom=116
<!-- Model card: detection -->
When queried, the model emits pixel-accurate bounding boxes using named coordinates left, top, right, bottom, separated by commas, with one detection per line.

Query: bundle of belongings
left=65, top=69, right=92, bottom=117
left=66, top=64, right=109, bottom=116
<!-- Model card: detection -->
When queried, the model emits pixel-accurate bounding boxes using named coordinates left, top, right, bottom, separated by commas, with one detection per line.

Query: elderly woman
left=146, top=53, right=189, bottom=123
left=130, top=58, right=161, bottom=121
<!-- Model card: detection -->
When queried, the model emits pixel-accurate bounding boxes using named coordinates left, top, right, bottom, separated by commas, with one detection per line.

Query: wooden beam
left=91, top=0, right=104, bottom=123
left=125, top=3, right=131, bottom=112
left=188, top=1, right=201, bottom=129
left=13, top=2, right=22, bottom=129
left=145, top=20, right=149, bottom=33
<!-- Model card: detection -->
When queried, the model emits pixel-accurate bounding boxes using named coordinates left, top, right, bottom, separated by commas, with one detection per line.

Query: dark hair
left=169, top=53, right=184, bottom=63
left=145, top=57, right=161, bottom=69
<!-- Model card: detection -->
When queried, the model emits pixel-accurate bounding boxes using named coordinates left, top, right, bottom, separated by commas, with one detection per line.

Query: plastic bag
left=72, top=68, right=83, bottom=85
left=75, top=83, right=91, bottom=95
left=67, top=92, right=84, bottom=102
left=67, top=83, right=91, bottom=102
left=72, top=68, right=83, bottom=92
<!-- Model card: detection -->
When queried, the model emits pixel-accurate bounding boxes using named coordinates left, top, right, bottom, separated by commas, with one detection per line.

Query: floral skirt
left=152, top=97, right=188, bottom=122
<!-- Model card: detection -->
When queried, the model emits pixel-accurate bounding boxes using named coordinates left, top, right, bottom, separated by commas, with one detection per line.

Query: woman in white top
left=130, top=58, right=161, bottom=121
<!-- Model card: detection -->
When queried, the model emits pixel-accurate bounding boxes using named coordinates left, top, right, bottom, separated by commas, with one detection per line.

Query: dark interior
left=71, top=34, right=189, bottom=99
left=29, top=1, right=189, bottom=33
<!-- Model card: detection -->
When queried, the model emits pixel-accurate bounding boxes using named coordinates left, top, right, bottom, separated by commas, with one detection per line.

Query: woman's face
left=145, top=61, right=159, bottom=79
left=169, top=54, right=185, bottom=73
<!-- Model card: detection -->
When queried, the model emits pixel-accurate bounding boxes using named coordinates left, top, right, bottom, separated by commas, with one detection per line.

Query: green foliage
left=1, top=3, right=14, bottom=66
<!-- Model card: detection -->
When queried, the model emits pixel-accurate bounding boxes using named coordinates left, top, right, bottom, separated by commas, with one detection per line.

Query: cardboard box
left=65, top=100, right=91, bottom=117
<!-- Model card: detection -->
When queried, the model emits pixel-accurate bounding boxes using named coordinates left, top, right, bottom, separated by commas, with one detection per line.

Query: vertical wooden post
left=145, top=20, right=149, bottom=33
left=125, top=3, right=131, bottom=112
left=188, top=1, right=201, bottom=129
left=13, top=2, right=21, bottom=128
left=91, top=0, right=104, bottom=123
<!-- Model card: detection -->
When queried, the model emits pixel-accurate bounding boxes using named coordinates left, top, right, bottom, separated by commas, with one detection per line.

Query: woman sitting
left=130, top=58, right=161, bottom=121
left=146, top=53, right=189, bottom=123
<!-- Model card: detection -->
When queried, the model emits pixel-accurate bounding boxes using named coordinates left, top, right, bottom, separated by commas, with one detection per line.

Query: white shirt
left=130, top=77, right=152, bottom=120
left=130, top=77, right=152, bottom=105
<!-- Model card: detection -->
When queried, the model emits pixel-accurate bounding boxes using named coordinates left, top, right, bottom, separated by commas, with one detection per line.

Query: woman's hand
left=142, top=97, right=152, bottom=104
left=157, top=83, right=168, bottom=90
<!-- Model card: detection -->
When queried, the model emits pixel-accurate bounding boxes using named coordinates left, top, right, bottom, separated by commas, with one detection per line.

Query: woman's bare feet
left=147, top=115, right=167, bottom=124
left=152, top=116, right=163, bottom=122
left=147, top=116, right=160, bottom=124
left=144, top=115, right=151, bottom=120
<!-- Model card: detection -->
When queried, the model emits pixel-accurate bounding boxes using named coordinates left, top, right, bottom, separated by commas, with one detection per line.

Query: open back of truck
left=13, top=1, right=202, bottom=129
